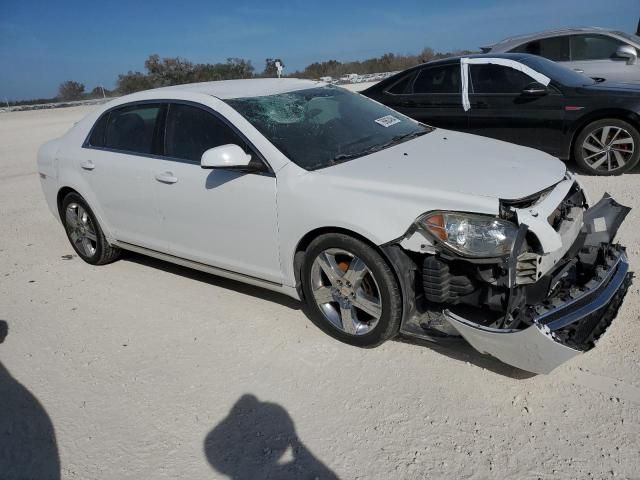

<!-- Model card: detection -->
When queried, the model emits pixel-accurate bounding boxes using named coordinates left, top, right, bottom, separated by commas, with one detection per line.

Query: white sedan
left=38, top=79, right=631, bottom=373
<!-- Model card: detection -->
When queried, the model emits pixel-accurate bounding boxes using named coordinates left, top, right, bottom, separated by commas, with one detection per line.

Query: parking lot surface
left=1, top=105, right=639, bottom=479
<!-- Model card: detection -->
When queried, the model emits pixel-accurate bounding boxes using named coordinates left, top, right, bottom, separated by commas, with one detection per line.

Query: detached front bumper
left=445, top=246, right=630, bottom=374
left=394, top=193, right=632, bottom=374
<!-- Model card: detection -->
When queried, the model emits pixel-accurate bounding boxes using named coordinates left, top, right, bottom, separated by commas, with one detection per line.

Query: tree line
left=6, top=47, right=475, bottom=106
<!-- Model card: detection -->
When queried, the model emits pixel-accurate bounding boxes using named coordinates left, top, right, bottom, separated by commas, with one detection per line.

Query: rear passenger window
left=412, top=65, right=460, bottom=94
left=104, top=104, right=161, bottom=154
left=164, top=103, right=247, bottom=162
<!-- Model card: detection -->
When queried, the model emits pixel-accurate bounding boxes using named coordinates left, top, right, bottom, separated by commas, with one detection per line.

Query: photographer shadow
left=204, top=394, right=339, bottom=480
left=0, top=320, right=60, bottom=480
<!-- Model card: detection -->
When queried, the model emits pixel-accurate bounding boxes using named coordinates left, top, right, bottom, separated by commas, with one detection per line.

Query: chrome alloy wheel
left=581, top=126, right=635, bottom=173
left=65, top=203, right=98, bottom=257
left=310, top=248, right=383, bottom=335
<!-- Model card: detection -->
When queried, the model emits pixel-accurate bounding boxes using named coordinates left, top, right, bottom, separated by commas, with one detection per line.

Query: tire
left=61, top=192, right=121, bottom=265
left=574, top=118, right=640, bottom=175
left=301, top=233, right=402, bottom=347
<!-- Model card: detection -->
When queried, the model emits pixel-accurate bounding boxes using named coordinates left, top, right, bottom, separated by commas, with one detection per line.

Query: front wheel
left=574, top=118, right=640, bottom=175
left=301, top=234, right=402, bottom=347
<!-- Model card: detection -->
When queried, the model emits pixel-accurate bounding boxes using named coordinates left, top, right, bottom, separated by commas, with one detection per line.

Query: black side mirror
left=521, top=82, right=549, bottom=96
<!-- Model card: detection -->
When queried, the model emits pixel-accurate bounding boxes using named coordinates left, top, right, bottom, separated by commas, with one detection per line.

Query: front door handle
left=80, top=160, right=95, bottom=170
left=573, top=68, right=584, bottom=73
left=155, top=171, right=178, bottom=184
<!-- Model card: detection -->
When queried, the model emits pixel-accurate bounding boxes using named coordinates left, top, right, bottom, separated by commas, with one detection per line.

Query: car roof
left=484, top=27, right=625, bottom=52
left=124, top=78, right=325, bottom=101
left=403, top=52, right=534, bottom=69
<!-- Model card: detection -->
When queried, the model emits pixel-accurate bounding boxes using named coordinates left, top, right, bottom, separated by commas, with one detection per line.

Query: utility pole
left=100, top=85, right=105, bottom=98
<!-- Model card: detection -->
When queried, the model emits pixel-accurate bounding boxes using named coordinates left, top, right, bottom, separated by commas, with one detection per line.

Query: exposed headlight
left=416, top=211, right=519, bottom=258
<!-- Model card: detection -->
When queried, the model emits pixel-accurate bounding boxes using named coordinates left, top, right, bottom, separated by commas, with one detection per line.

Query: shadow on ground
left=204, top=394, right=339, bottom=479
left=0, top=320, right=60, bottom=480
left=123, top=252, right=534, bottom=379
left=395, top=336, right=536, bottom=379
left=123, top=252, right=300, bottom=311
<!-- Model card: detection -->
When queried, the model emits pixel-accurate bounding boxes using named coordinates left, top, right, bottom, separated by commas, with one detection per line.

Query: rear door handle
left=573, top=68, right=584, bottom=73
left=155, top=171, right=178, bottom=184
left=80, top=160, right=95, bottom=170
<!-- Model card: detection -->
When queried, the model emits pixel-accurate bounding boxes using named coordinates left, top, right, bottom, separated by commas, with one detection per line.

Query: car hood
left=581, top=81, right=640, bottom=94
left=315, top=129, right=566, bottom=201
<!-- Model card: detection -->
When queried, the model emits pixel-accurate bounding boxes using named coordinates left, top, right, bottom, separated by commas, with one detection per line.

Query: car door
left=153, top=102, right=282, bottom=283
left=565, top=34, right=640, bottom=83
left=387, top=63, right=468, bottom=130
left=466, top=62, right=566, bottom=156
left=80, top=102, right=167, bottom=251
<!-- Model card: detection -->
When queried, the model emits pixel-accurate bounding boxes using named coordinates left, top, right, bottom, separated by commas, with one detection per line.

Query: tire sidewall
left=61, top=193, right=105, bottom=265
left=574, top=118, right=640, bottom=175
left=301, top=234, right=402, bottom=348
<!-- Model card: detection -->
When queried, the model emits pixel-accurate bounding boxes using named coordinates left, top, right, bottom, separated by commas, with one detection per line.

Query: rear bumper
left=444, top=247, right=630, bottom=374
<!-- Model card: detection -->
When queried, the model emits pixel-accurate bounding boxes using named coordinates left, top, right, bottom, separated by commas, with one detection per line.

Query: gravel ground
left=1, top=105, right=639, bottom=480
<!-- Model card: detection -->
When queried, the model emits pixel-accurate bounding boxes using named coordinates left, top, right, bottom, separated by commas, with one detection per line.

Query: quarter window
left=104, top=104, right=161, bottom=154
left=470, top=64, right=534, bottom=94
left=512, top=36, right=570, bottom=61
left=164, top=104, right=248, bottom=163
left=87, top=112, right=109, bottom=147
left=412, top=65, right=460, bottom=94
left=569, top=34, right=625, bottom=61
left=387, top=74, right=413, bottom=94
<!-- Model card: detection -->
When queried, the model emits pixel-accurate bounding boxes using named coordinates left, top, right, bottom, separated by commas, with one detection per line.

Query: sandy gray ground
left=1, top=105, right=639, bottom=480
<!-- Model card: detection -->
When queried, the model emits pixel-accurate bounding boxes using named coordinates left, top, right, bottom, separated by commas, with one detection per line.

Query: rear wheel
left=301, top=234, right=402, bottom=347
left=574, top=118, right=640, bottom=175
left=61, top=192, right=120, bottom=265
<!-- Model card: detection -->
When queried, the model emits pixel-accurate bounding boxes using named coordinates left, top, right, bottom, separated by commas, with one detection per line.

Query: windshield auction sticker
left=374, top=115, right=401, bottom=127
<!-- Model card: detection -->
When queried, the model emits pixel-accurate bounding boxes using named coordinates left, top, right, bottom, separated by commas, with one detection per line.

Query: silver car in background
left=483, top=26, right=640, bottom=83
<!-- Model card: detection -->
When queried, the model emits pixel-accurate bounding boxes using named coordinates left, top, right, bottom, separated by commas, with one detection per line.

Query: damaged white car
left=37, top=79, right=631, bottom=374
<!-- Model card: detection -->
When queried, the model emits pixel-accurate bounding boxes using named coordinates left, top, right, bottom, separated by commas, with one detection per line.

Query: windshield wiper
left=330, top=129, right=430, bottom=164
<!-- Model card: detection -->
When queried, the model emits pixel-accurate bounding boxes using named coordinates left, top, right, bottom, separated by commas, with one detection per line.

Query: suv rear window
left=104, top=104, right=161, bottom=154
left=512, top=36, right=570, bottom=61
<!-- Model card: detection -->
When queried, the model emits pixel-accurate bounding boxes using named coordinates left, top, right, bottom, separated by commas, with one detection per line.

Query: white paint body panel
left=37, top=79, right=571, bottom=299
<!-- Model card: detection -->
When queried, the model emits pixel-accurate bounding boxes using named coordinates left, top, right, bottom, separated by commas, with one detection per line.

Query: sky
left=0, top=0, right=638, bottom=100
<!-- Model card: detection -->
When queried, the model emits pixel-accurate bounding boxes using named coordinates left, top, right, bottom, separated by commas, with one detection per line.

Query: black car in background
left=362, top=53, right=640, bottom=175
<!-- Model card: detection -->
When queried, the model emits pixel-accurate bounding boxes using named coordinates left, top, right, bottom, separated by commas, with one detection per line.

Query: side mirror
left=201, top=144, right=252, bottom=170
left=616, top=45, right=637, bottom=65
left=521, top=82, right=549, bottom=96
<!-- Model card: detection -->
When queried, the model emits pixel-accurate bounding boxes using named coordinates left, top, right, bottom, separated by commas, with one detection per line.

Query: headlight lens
left=417, top=211, right=519, bottom=257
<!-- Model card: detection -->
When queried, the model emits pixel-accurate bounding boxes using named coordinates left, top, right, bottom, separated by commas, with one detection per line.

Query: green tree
left=58, top=81, right=85, bottom=101
left=116, top=71, right=155, bottom=94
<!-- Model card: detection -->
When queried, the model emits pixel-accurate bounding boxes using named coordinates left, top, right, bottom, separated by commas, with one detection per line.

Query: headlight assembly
left=416, top=211, right=519, bottom=258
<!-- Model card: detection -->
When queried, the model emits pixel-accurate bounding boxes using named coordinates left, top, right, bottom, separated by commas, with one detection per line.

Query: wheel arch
left=56, top=186, right=79, bottom=219
left=56, top=185, right=115, bottom=240
left=569, top=109, right=640, bottom=160
left=292, top=226, right=406, bottom=304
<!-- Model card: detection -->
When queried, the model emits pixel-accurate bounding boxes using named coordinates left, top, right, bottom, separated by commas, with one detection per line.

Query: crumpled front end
left=390, top=174, right=632, bottom=374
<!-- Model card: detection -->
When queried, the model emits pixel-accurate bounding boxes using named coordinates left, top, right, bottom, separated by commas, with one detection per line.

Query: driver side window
left=470, top=64, right=535, bottom=94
